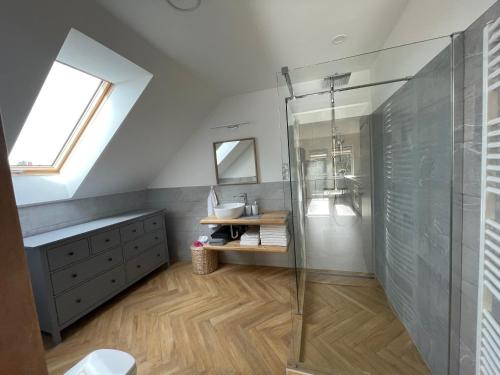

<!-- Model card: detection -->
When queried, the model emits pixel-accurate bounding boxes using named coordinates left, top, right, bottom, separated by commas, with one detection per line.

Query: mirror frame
left=212, top=137, right=259, bottom=185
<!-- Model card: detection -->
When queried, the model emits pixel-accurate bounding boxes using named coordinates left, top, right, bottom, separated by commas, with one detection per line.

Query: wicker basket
left=191, top=246, right=218, bottom=275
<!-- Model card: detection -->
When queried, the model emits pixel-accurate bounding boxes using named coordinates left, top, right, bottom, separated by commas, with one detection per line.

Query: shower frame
left=280, top=34, right=463, bottom=374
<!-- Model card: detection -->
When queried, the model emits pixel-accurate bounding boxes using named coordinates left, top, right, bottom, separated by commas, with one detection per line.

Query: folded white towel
left=242, top=231, right=260, bottom=236
left=241, top=238, right=259, bottom=243
left=260, top=224, right=288, bottom=247
left=261, top=233, right=288, bottom=238
left=240, top=237, right=260, bottom=243
left=261, top=241, right=288, bottom=246
left=241, top=233, right=259, bottom=239
left=260, top=225, right=287, bottom=235
left=241, top=241, right=260, bottom=246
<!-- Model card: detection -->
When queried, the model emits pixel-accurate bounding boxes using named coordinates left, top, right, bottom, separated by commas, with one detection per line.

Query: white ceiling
left=96, top=0, right=409, bottom=96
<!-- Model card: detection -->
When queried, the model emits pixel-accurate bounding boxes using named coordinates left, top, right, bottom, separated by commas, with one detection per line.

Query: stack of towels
left=260, top=225, right=289, bottom=247
left=240, top=226, right=260, bottom=246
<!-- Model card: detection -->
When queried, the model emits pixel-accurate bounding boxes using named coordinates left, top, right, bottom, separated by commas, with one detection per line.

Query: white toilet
left=64, top=349, right=137, bottom=375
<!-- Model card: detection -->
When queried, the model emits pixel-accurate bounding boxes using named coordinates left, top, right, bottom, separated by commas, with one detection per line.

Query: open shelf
left=203, top=240, right=288, bottom=253
left=200, top=210, right=290, bottom=253
left=200, top=210, right=288, bottom=226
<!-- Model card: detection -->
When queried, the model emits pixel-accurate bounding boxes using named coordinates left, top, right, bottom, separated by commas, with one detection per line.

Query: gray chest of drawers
left=23, top=210, right=169, bottom=344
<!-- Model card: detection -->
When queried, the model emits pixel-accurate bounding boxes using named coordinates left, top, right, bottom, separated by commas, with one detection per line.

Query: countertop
left=23, top=209, right=164, bottom=248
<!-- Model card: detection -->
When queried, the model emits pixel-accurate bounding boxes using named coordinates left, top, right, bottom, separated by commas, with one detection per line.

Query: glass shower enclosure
left=278, top=36, right=459, bottom=374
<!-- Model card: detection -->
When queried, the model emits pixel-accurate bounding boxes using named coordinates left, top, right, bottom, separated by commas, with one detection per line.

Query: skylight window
left=9, top=61, right=111, bottom=173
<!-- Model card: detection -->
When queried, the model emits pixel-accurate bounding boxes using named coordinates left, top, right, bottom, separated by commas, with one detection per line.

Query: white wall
left=371, top=0, right=496, bottom=109
left=151, top=88, right=284, bottom=188
left=386, top=0, right=496, bottom=47
left=0, top=0, right=219, bottom=204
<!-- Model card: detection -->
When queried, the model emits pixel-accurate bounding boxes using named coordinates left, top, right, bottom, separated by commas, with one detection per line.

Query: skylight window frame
left=10, top=66, right=113, bottom=175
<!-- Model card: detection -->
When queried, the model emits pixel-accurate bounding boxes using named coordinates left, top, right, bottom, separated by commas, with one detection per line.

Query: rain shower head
left=325, top=72, right=351, bottom=88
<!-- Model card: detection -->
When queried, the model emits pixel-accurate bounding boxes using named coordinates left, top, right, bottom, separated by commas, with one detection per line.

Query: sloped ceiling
left=3, top=0, right=497, bottom=202
left=96, top=0, right=409, bottom=96
left=0, top=0, right=219, bottom=202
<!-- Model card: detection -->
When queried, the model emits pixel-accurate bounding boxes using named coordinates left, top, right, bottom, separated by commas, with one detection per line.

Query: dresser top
left=23, top=209, right=164, bottom=248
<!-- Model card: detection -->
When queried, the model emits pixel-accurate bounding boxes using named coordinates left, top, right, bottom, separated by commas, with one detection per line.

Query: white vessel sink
left=214, top=203, right=245, bottom=219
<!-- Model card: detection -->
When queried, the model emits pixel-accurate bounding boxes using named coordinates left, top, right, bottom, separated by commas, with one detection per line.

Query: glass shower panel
left=287, top=99, right=373, bottom=273
left=278, top=37, right=455, bottom=374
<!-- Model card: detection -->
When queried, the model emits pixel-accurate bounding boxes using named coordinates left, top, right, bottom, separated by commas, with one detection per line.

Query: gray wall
left=456, top=2, right=500, bottom=374
left=17, top=182, right=292, bottom=267
left=372, top=44, right=453, bottom=374
left=18, top=191, right=148, bottom=238
left=372, top=3, right=500, bottom=373
left=145, top=182, right=291, bottom=268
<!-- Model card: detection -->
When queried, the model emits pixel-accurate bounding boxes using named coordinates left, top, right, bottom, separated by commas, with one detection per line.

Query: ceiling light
left=332, top=34, right=347, bottom=45
left=166, top=0, right=201, bottom=12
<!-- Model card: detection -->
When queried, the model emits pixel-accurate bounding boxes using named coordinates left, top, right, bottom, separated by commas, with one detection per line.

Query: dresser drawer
left=123, top=230, right=165, bottom=260
left=55, top=266, right=125, bottom=325
left=120, top=221, right=144, bottom=243
left=51, top=247, right=123, bottom=295
left=91, top=229, right=120, bottom=253
left=126, top=245, right=166, bottom=282
left=47, top=239, right=90, bottom=271
left=144, top=215, right=164, bottom=232
left=143, top=229, right=165, bottom=249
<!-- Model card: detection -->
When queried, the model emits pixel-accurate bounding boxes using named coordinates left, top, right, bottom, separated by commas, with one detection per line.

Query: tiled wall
left=18, top=190, right=148, bottom=238
left=457, top=2, right=500, bottom=374
left=17, top=182, right=292, bottom=267
left=371, top=2, right=500, bottom=371
left=372, top=44, right=453, bottom=374
left=146, top=182, right=292, bottom=267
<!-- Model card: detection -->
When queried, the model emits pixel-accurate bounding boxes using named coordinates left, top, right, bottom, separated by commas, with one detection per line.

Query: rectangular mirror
left=213, top=138, right=258, bottom=185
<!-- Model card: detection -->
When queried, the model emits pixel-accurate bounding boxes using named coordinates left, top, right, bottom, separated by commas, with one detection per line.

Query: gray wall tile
left=457, top=2, right=500, bottom=373
left=18, top=190, right=148, bottom=237
left=371, top=42, right=453, bottom=375
left=146, top=182, right=290, bottom=267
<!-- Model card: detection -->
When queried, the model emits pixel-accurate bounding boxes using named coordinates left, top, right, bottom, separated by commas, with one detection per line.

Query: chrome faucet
left=234, top=193, right=248, bottom=205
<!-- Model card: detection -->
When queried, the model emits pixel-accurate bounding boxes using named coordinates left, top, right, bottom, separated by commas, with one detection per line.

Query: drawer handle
left=134, top=246, right=139, bottom=250
left=132, top=229, right=137, bottom=233
left=111, top=279, right=116, bottom=284
left=105, top=238, right=110, bottom=243
left=153, top=222, right=157, bottom=225
left=154, top=237, right=159, bottom=240
left=157, top=253, right=161, bottom=257
left=75, top=298, right=82, bottom=304
left=136, top=264, right=141, bottom=269
left=71, top=273, right=78, bottom=278
left=108, top=257, right=113, bottom=262
left=68, top=251, right=75, bottom=256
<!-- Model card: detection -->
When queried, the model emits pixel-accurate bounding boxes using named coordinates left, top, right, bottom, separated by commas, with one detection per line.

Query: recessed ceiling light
left=332, top=34, right=348, bottom=45
left=166, top=0, right=201, bottom=12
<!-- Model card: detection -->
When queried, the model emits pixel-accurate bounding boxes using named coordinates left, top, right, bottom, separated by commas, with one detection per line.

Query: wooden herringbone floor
left=300, top=275, right=431, bottom=375
left=44, top=263, right=430, bottom=375
left=44, top=262, right=293, bottom=374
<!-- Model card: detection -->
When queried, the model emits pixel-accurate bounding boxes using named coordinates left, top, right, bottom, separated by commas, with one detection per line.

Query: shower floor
left=300, top=274, right=430, bottom=375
